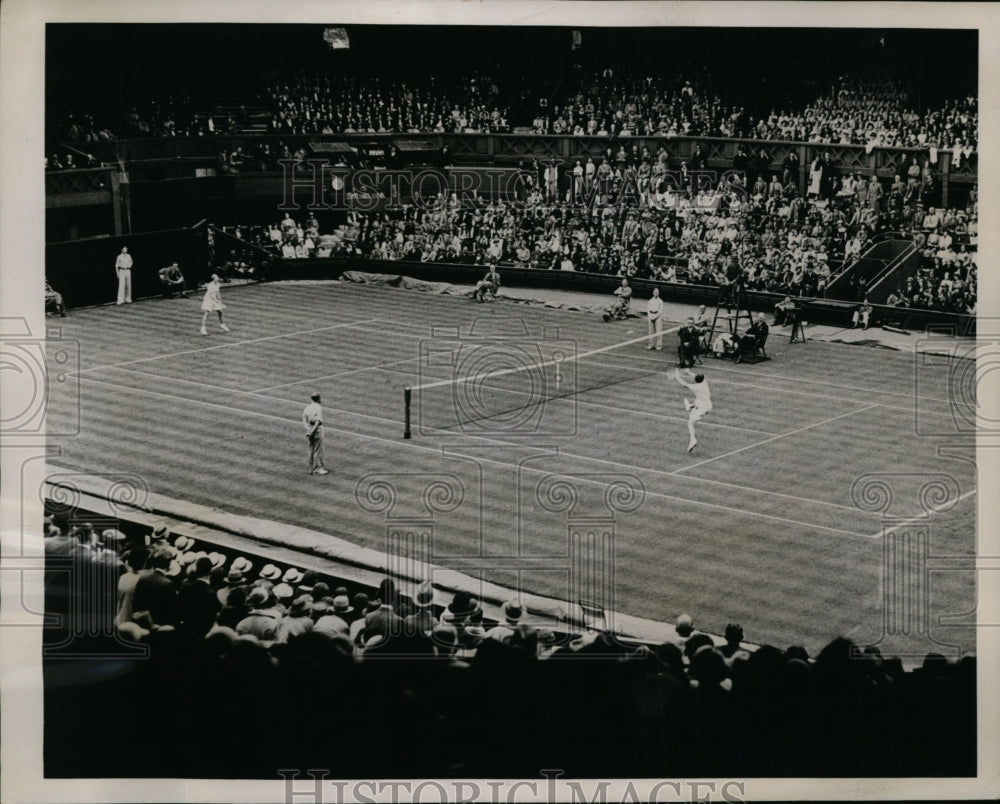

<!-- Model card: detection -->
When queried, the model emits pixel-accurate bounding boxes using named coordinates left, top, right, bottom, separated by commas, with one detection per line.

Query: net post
left=403, top=386, right=412, bottom=439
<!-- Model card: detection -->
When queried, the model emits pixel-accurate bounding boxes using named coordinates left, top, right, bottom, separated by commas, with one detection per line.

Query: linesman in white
left=303, top=393, right=329, bottom=475
left=646, top=288, right=664, bottom=350
left=115, top=247, right=133, bottom=305
left=674, top=369, right=712, bottom=453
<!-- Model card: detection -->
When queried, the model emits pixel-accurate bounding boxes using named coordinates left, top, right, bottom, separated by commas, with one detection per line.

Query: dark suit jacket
left=679, top=326, right=700, bottom=348
left=133, top=570, right=179, bottom=626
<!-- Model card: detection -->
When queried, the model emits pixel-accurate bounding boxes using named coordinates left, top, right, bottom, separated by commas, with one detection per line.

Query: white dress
left=201, top=281, right=225, bottom=312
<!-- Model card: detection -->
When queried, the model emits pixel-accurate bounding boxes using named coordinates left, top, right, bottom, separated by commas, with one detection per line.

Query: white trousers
left=647, top=317, right=663, bottom=349
left=116, top=269, right=132, bottom=304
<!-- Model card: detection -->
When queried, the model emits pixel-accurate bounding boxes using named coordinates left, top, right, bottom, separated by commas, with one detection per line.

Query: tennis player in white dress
left=200, top=274, right=229, bottom=336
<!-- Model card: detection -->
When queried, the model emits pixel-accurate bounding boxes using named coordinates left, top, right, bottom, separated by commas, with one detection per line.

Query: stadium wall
left=266, top=257, right=977, bottom=335
left=42, top=235, right=975, bottom=336
left=46, top=227, right=208, bottom=308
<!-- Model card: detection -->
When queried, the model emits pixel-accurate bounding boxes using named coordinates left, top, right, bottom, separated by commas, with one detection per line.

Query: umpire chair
left=705, top=278, right=753, bottom=360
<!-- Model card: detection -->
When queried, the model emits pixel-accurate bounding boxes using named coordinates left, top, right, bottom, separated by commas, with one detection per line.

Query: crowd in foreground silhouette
left=44, top=516, right=975, bottom=779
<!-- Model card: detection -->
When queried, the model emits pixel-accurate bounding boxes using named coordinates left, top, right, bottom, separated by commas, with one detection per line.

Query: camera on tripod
left=788, top=299, right=810, bottom=343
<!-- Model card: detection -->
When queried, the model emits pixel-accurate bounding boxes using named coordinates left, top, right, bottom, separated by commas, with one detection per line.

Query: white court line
left=77, top=374, right=875, bottom=539
left=673, top=404, right=881, bottom=475
left=89, top=341, right=942, bottom=519
left=75, top=318, right=385, bottom=374
left=107, top=366, right=246, bottom=394
left=620, top=349, right=950, bottom=404
left=413, top=325, right=681, bottom=392
left=869, top=486, right=979, bottom=539
left=91, top=356, right=869, bottom=515
left=252, top=354, right=423, bottom=393
left=254, top=390, right=865, bottom=517
left=341, top=318, right=955, bottom=414
left=405, top=356, right=776, bottom=437
left=92, top=367, right=412, bottom=431
left=90, top=365, right=856, bottom=514
left=582, top=357, right=958, bottom=419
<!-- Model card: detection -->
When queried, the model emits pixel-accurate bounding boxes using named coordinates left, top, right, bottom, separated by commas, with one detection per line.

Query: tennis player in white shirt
left=674, top=369, right=713, bottom=453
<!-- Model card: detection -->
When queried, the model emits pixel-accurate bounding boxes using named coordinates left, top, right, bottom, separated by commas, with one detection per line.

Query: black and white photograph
left=1, top=1, right=998, bottom=802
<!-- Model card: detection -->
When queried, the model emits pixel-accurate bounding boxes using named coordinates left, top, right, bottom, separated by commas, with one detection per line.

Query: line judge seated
left=677, top=317, right=700, bottom=367
left=734, top=313, right=769, bottom=363
left=158, top=262, right=189, bottom=298
left=692, top=304, right=712, bottom=348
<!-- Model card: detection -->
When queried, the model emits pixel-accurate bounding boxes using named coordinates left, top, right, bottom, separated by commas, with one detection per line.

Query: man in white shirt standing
left=302, top=393, right=329, bottom=476
left=115, top=247, right=133, bottom=305
left=646, top=287, right=664, bottom=350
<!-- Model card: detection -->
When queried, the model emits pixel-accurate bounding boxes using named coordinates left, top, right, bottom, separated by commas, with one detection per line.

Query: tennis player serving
left=674, top=369, right=712, bottom=453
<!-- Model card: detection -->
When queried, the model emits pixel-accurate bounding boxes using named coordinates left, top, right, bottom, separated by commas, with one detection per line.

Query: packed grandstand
left=45, top=25, right=978, bottom=318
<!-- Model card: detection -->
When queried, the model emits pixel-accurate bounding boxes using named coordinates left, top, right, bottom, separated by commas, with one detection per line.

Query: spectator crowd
left=263, top=149, right=976, bottom=313
left=49, top=64, right=977, bottom=153
left=44, top=511, right=976, bottom=779
left=263, top=70, right=510, bottom=135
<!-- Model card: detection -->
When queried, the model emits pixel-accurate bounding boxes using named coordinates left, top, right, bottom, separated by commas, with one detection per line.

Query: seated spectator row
left=265, top=163, right=976, bottom=313
left=49, top=65, right=977, bottom=152
left=530, top=68, right=977, bottom=151
left=739, top=73, right=977, bottom=151
left=264, top=71, right=509, bottom=135
left=43, top=509, right=976, bottom=779
left=50, top=93, right=244, bottom=146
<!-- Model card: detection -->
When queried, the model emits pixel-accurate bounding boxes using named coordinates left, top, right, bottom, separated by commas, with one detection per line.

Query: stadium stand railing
left=46, top=133, right=978, bottom=194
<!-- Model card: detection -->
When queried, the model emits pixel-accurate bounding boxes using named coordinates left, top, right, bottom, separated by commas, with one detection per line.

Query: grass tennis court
left=46, top=280, right=977, bottom=658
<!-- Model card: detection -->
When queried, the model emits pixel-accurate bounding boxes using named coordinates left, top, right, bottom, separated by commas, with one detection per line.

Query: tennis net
left=404, top=326, right=680, bottom=438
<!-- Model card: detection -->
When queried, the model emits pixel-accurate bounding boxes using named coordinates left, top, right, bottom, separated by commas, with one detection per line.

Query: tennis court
left=46, top=279, right=977, bottom=657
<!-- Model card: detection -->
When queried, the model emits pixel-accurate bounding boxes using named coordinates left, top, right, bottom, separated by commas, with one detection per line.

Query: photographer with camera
left=851, top=297, right=874, bottom=330
left=603, top=277, right=632, bottom=321
left=158, top=262, right=188, bottom=298
left=473, top=263, right=501, bottom=303
left=773, top=295, right=796, bottom=326
left=45, top=281, right=67, bottom=317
